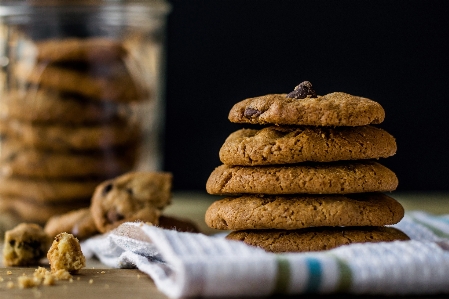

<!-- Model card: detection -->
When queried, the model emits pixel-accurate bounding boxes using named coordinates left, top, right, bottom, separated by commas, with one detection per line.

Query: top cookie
left=228, top=92, right=385, bottom=126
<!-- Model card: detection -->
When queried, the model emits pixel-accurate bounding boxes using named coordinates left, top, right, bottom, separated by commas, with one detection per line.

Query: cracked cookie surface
left=219, top=125, right=396, bottom=166
left=206, top=161, right=398, bottom=195
left=228, top=92, right=385, bottom=126
left=205, top=193, right=404, bottom=230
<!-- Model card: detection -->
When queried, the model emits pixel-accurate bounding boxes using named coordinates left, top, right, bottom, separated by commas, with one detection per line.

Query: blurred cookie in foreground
left=2, top=223, right=51, bottom=266
left=90, top=171, right=173, bottom=233
left=226, top=226, right=410, bottom=253
left=44, top=208, right=98, bottom=240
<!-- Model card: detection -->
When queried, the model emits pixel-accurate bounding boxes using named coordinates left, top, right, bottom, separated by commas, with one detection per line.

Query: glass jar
left=0, top=0, right=170, bottom=228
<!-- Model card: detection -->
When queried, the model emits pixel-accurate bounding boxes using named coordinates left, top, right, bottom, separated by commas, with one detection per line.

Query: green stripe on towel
left=408, top=214, right=449, bottom=239
left=334, top=256, right=352, bottom=292
left=274, top=255, right=291, bottom=293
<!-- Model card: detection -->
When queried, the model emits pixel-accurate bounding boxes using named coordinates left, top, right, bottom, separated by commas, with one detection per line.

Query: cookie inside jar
left=0, top=1, right=170, bottom=229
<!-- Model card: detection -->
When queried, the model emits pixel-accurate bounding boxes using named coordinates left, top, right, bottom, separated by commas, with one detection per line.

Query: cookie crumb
left=52, top=269, right=72, bottom=280
left=7, top=271, right=12, bottom=275
left=89, top=279, right=94, bottom=284
left=100, top=271, right=106, bottom=274
left=286, top=81, right=317, bottom=99
left=6, top=281, right=14, bottom=288
left=17, top=276, right=40, bottom=289
left=0, top=277, right=4, bottom=281
left=42, top=274, right=55, bottom=286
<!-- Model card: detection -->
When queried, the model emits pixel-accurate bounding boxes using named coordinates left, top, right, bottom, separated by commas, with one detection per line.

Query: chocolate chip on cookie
left=287, top=81, right=317, bottom=99
left=243, top=107, right=262, bottom=118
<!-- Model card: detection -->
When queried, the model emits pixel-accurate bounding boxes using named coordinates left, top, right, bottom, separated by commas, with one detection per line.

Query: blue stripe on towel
left=305, top=257, right=322, bottom=293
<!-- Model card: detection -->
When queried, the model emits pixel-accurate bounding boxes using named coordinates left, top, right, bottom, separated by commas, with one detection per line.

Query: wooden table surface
left=1, top=191, right=449, bottom=299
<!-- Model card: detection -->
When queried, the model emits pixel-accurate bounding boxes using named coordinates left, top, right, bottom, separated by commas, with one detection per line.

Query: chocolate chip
left=244, top=107, right=262, bottom=118
left=107, top=208, right=124, bottom=223
left=287, top=81, right=317, bottom=99
left=102, top=183, right=113, bottom=196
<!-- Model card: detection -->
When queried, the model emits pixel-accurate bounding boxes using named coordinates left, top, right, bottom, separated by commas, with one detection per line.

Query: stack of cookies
left=0, top=38, right=147, bottom=226
left=205, top=81, right=409, bottom=253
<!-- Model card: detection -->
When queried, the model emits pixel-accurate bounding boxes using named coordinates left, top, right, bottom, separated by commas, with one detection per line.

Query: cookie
left=47, top=232, right=86, bottom=274
left=225, top=226, right=410, bottom=253
left=219, top=125, right=397, bottom=166
left=44, top=208, right=98, bottom=240
left=205, top=193, right=404, bottom=230
left=158, top=215, right=200, bottom=233
left=0, top=196, right=90, bottom=224
left=228, top=92, right=385, bottom=126
left=2, top=223, right=52, bottom=266
left=0, top=139, right=136, bottom=179
left=0, top=89, right=120, bottom=124
left=90, top=171, right=173, bottom=233
left=36, top=37, right=127, bottom=63
left=0, top=117, right=141, bottom=151
left=206, top=161, right=398, bottom=195
left=0, top=176, right=102, bottom=203
left=15, top=61, right=146, bottom=103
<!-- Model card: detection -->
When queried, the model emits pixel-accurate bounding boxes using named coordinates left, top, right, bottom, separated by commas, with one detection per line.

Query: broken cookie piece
left=47, top=232, right=85, bottom=274
left=2, top=223, right=51, bottom=266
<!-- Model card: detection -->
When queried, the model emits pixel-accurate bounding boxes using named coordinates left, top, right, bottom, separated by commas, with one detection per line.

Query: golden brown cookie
left=228, top=92, right=385, bottom=126
left=0, top=176, right=102, bottom=203
left=36, top=37, right=127, bottom=63
left=2, top=223, right=52, bottom=266
left=90, top=171, right=173, bottom=233
left=15, top=61, right=146, bottom=103
left=44, top=208, right=98, bottom=240
left=0, top=117, right=140, bottom=151
left=219, top=125, right=397, bottom=166
left=0, top=139, right=136, bottom=179
left=205, top=193, right=404, bottom=230
left=0, top=89, right=120, bottom=124
left=0, top=196, right=90, bottom=224
left=47, top=232, right=86, bottom=274
left=226, top=226, right=410, bottom=253
left=206, top=161, right=398, bottom=195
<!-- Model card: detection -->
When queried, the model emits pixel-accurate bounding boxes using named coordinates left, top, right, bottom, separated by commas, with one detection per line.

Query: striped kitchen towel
left=82, top=211, right=449, bottom=298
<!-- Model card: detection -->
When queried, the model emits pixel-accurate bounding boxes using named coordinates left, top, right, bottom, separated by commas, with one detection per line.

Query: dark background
left=162, top=0, right=449, bottom=192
